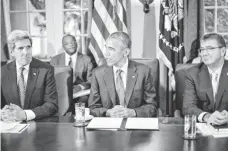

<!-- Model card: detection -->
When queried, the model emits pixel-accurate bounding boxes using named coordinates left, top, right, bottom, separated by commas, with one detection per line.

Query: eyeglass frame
left=198, top=46, right=224, bottom=54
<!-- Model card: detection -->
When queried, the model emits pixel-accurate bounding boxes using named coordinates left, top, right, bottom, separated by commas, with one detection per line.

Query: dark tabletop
left=1, top=117, right=228, bottom=151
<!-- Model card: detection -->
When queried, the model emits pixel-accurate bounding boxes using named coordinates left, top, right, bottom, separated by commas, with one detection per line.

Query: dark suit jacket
left=50, top=52, right=93, bottom=89
left=1, top=58, right=58, bottom=119
left=183, top=60, right=228, bottom=116
left=88, top=60, right=157, bottom=117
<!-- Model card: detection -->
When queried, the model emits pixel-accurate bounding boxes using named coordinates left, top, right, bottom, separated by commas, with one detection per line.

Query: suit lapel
left=24, top=59, right=39, bottom=109
left=59, top=53, right=65, bottom=65
left=125, top=60, right=137, bottom=107
left=8, top=61, right=20, bottom=106
left=215, top=61, right=228, bottom=108
left=75, top=53, right=83, bottom=74
left=199, top=64, right=215, bottom=108
left=104, top=66, right=117, bottom=106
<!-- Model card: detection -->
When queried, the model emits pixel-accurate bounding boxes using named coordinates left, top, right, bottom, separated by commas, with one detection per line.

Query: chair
left=174, top=63, right=196, bottom=117
left=132, top=58, right=161, bottom=116
left=54, top=66, right=73, bottom=116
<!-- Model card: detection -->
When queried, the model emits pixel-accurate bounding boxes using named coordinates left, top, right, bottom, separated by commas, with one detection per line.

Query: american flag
left=89, top=0, right=128, bottom=64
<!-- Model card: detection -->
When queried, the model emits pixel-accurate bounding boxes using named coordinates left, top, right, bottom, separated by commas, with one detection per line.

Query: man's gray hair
left=107, top=31, right=131, bottom=49
left=7, top=30, right=32, bottom=51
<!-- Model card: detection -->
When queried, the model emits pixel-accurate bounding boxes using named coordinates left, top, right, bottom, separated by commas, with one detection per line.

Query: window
left=204, top=0, right=228, bottom=45
left=8, top=0, right=47, bottom=59
left=5, top=0, right=91, bottom=60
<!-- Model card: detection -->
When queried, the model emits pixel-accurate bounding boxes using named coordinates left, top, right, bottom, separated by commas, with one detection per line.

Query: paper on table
left=125, top=118, right=159, bottom=130
left=0, top=121, right=20, bottom=132
left=0, top=121, right=30, bottom=133
left=86, top=117, right=123, bottom=129
left=196, top=123, right=213, bottom=136
left=196, top=123, right=228, bottom=138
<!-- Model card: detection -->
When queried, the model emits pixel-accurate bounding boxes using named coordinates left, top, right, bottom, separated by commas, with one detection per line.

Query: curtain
left=1, top=0, right=9, bottom=63
left=184, top=0, right=204, bottom=61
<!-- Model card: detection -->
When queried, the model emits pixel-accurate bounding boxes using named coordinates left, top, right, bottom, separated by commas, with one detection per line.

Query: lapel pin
left=33, top=73, right=36, bottom=76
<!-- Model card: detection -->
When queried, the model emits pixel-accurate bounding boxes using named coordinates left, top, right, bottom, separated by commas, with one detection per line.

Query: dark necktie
left=18, top=67, right=26, bottom=108
left=115, top=69, right=125, bottom=106
left=68, top=57, right=73, bottom=68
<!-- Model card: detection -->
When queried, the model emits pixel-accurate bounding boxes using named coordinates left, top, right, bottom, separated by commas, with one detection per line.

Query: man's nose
left=103, top=50, right=110, bottom=57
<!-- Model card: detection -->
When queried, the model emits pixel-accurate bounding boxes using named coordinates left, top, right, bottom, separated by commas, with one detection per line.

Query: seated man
left=50, top=34, right=94, bottom=108
left=88, top=32, right=157, bottom=117
left=1, top=30, right=58, bottom=121
left=183, top=33, right=228, bottom=125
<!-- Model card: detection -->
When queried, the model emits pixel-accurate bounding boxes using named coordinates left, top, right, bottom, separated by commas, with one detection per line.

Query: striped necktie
left=211, top=73, right=218, bottom=102
left=18, top=67, right=26, bottom=108
left=115, top=69, right=125, bottom=107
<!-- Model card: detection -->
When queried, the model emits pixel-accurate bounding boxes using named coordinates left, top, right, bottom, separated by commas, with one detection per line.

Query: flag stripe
left=90, top=0, right=128, bottom=64
left=92, top=8, right=110, bottom=40
left=90, top=34, right=104, bottom=58
left=101, top=0, right=124, bottom=32
left=90, top=19, right=106, bottom=55
left=118, top=0, right=127, bottom=27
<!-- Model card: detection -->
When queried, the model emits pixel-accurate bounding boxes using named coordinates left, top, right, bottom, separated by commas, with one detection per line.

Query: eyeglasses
left=198, top=46, right=223, bottom=54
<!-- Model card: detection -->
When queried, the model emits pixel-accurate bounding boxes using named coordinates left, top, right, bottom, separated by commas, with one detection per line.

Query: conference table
left=1, top=116, right=228, bottom=151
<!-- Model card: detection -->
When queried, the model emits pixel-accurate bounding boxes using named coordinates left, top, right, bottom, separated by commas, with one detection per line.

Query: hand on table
left=106, top=105, right=136, bottom=117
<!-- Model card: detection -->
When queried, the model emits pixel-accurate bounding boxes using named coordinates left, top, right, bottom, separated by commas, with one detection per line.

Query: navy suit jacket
left=183, top=60, right=228, bottom=116
left=1, top=58, right=58, bottom=119
left=88, top=60, right=157, bottom=117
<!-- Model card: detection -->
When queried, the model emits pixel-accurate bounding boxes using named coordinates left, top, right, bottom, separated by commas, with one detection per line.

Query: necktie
left=18, top=67, right=26, bottom=108
left=115, top=69, right=125, bottom=107
left=68, top=57, right=73, bottom=68
left=211, top=73, right=218, bottom=101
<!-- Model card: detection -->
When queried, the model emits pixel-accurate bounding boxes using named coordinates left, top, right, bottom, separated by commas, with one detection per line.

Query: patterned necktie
left=115, top=69, right=125, bottom=107
left=18, top=67, right=26, bottom=108
left=211, top=73, right=218, bottom=101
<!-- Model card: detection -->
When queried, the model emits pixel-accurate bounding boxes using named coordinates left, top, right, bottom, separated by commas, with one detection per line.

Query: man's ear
left=221, top=47, right=226, bottom=56
left=123, top=48, right=130, bottom=56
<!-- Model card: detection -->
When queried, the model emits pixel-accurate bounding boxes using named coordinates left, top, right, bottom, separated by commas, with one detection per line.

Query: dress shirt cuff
left=24, top=110, right=36, bottom=121
left=198, top=112, right=208, bottom=122
left=78, top=84, right=86, bottom=90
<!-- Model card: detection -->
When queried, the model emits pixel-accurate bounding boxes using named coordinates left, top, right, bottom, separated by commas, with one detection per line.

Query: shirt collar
left=16, top=61, right=30, bottom=72
left=113, top=58, right=129, bottom=74
left=207, top=63, right=224, bottom=76
left=65, top=51, right=77, bottom=59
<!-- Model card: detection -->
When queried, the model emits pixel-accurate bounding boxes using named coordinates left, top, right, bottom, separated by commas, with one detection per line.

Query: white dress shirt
left=65, top=52, right=77, bottom=73
left=198, top=64, right=223, bottom=122
left=16, top=61, right=36, bottom=121
left=113, top=59, right=129, bottom=90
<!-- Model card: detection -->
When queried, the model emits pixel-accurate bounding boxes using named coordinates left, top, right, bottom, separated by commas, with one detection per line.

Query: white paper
left=0, top=121, right=20, bottom=132
left=86, top=117, right=123, bottom=129
left=196, top=123, right=213, bottom=136
left=125, top=118, right=159, bottom=130
left=196, top=123, right=228, bottom=138
left=0, top=121, right=30, bottom=133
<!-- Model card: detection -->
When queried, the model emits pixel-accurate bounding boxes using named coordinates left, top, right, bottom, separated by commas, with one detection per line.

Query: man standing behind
left=50, top=34, right=93, bottom=107
left=183, top=33, right=228, bottom=125
left=88, top=32, right=157, bottom=117
left=1, top=30, right=58, bottom=121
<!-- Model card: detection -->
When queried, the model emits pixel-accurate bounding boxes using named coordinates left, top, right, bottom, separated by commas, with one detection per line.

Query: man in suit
left=1, top=30, right=58, bottom=121
left=88, top=32, right=157, bottom=117
left=50, top=34, right=93, bottom=109
left=183, top=33, right=228, bottom=125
